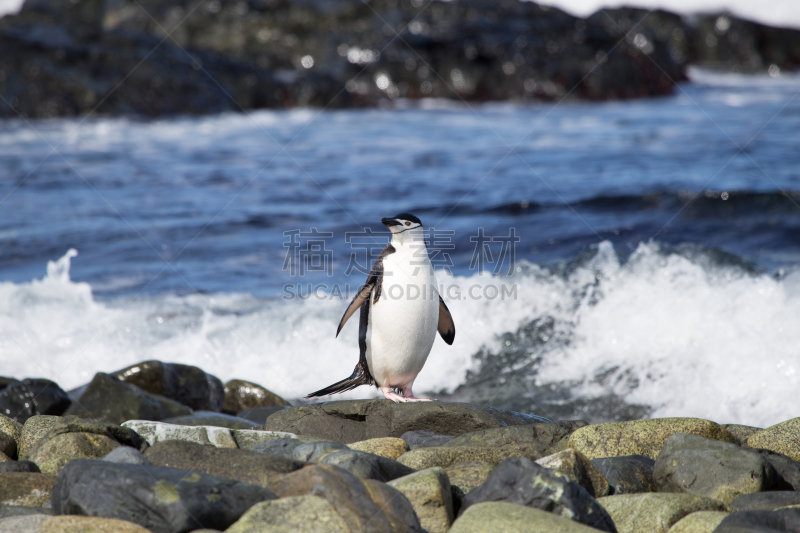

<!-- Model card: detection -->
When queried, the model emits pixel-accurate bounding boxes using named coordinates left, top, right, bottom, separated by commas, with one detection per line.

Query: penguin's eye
left=405, top=221, right=411, bottom=226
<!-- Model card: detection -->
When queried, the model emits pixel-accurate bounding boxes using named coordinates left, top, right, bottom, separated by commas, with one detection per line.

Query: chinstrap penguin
left=307, top=213, right=455, bottom=403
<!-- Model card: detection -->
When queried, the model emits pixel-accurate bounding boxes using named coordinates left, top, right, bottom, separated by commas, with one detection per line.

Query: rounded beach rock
left=226, top=495, right=348, bottom=533
left=653, top=433, right=776, bottom=503
left=598, top=493, right=728, bottom=533
left=747, top=418, right=800, bottom=462
left=388, top=467, right=454, bottom=533
left=222, top=379, right=289, bottom=415
left=450, top=501, right=604, bottom=533
left=348, top=437, right=409, bottom=460
left=666, top=511, right=729, bottom=533
left=568, top=418, right=736, bottom=460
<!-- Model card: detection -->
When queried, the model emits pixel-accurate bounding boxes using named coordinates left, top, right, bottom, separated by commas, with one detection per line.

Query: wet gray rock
left=52, top=459, right=276, bottom=533
left=237, top=406, right=291, bottom=425
left=292, top=441, right=348, bottom=463
left=251, top=437, right=304, bottom=460
left=459, top=457, right=616, bottom=532
left=102, top=446, right=152, bottom=466
left=318, top=449, right=415, bottom=482
left=112, top=360, right=224, bottom=412
left=162, top=411, right=259, bottom=430
left=144, top=440, right=306, bottom=487
left=0, top=460, right=40, bottom=473
left=729, top=491, right=800, bottom=512
left=0, top=379, right=71, bottom=423
left=401, top=431, right=455, bottom=448
left=64, top=373, right=192, bottom=425
left=264, top=400, right=551, bottom=444
left=715, top=508, right=800, bottom=533
left=590, top=455, right=655, bottom=494
left=654, top=433, right=776, bottom=503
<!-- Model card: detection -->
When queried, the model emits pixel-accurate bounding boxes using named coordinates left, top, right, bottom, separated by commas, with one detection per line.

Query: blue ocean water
left=1, top=69, right=799, bottom=425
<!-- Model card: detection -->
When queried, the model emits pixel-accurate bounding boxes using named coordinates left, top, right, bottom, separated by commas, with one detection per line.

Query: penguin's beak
left=381, top=218, right=402, bottom=227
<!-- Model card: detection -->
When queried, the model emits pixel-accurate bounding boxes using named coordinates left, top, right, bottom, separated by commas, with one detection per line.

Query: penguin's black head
left=381, top=213, right=422, bottom=232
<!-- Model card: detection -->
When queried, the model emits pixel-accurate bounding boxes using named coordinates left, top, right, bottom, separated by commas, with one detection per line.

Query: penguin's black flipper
left=336, top=282, right=373, bottom=337
left=305, top=359, right=373, bottom=398
left=309, top=299, right=376, bottom=398
left=437, top=296, right=456, bottom=345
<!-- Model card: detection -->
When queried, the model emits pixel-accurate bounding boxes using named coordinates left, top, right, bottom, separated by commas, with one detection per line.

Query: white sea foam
left=1, top=247, right=798, bottom=428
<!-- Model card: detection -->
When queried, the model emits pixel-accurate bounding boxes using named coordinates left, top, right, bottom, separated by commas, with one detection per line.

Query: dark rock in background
left=0, top=379, right=71, bottom=423
left=459, top=456, right=617, bottom=532
left=222, top=379, right=290, bottom=415
left=8, top=0, right=798, bottom=119
left=64, top=372, right=192, bottom=424
left=757, top=449, right=800, bottom=491
left=52, top=459, right=277, bottom=533
left=112, top=360, right=224, bottom=412
left=591, top=455, right=656, bottom=495
left=0, top=504, right=53, bottom=518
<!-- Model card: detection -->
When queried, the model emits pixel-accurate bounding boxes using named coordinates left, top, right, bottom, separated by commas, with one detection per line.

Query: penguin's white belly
left=366, top=260, right=439, bottom=389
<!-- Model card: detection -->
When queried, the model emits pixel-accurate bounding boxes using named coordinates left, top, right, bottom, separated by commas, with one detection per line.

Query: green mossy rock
left=654, top=434, right=775, bottom=504
left=598, top=493, right=728, bottom=533
left=226, top=495, right=348, bottom=533
left=747, top=418, right=800, bottom=462
left=29, top=432, right=120, bottom=474
left=398, top=446, right=535, bottom=470
left=666, top=511, right=729, bottom=533
left=0, top=472, right=56, bottom=506
left=445, top=461, right=495, bottom=495
left=568, top=418, right=736, bottom=460
left=349, top=438, right=409, bottom=460
left=536, top=448, right=611, bottom=497
left=388, top=468, right=454, bottom=533
left=18, top=416, right=60, bottom=461
left=0, top=414, right=21, bottom=459
left=449, top=501, right=603, bottom=533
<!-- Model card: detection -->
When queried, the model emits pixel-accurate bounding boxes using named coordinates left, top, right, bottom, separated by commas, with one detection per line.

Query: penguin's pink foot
left=400, top=386, right=432, bottom=402
left=380, top=386, right=406, bottom=403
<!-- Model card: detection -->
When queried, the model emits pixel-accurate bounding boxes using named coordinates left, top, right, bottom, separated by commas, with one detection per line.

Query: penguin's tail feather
left=306, top=362, right=374, bottom=398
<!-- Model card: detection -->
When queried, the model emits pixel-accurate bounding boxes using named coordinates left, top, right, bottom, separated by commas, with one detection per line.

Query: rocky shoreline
left=1, top=361, right=800, bottom=532
left=2, top=0, right=800, bottom=119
